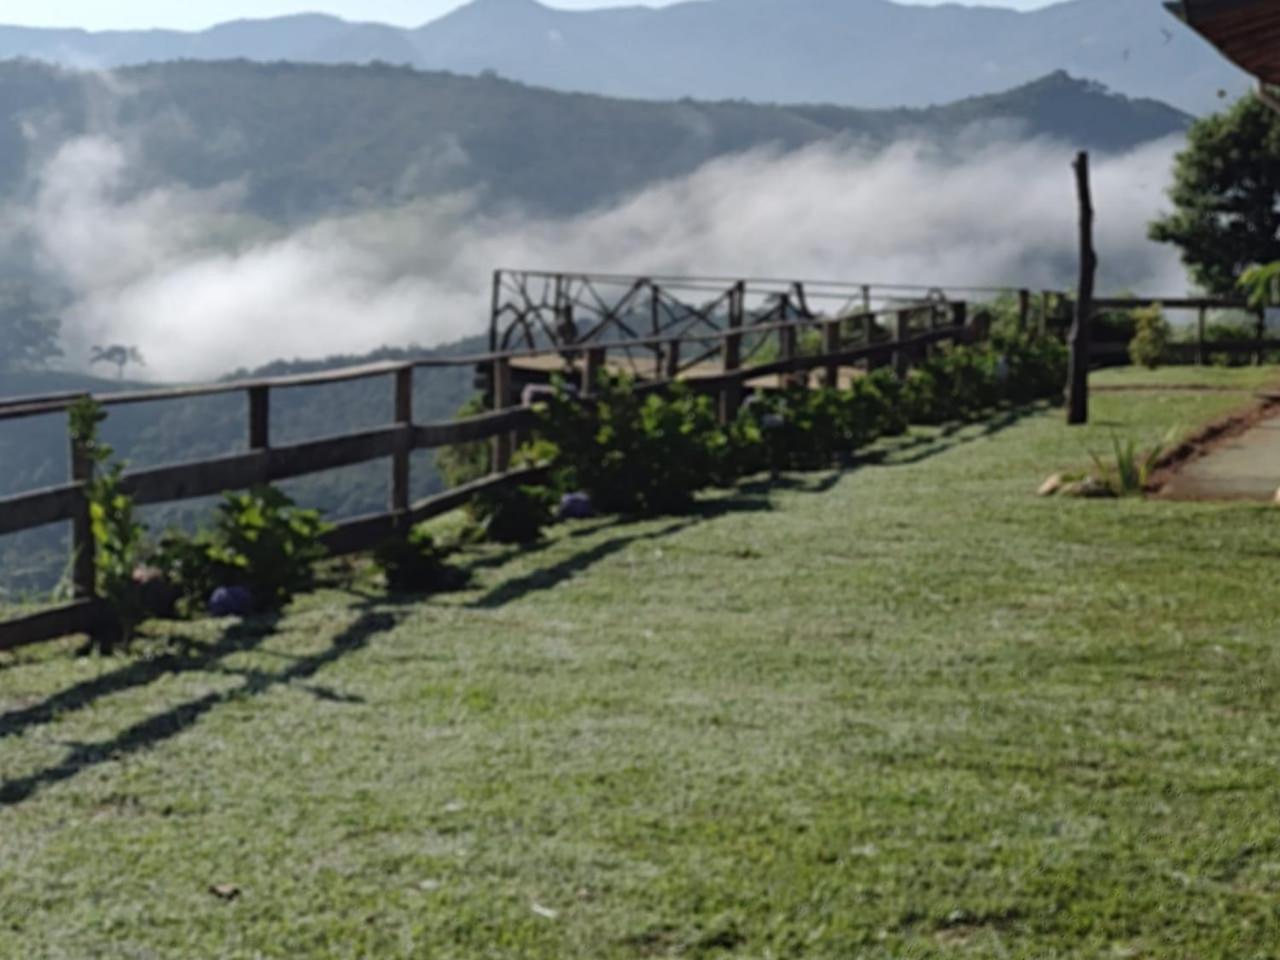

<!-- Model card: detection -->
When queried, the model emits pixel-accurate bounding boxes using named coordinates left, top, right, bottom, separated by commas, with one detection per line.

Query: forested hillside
left=0, top=60, right=1190, bottom=222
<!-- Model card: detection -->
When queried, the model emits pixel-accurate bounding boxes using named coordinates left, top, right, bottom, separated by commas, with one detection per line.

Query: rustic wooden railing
left=0, top=296, right=975, bottom=653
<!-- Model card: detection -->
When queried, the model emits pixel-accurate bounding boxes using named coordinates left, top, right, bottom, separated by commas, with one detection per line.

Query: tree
left=0, top=280, right=61, bottom=372
left=1149, top=95, right=1280, bottom=297
left=90, top=344, right=145, bottom=380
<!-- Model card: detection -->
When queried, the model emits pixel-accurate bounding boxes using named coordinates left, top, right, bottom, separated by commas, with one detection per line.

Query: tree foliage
left=0, top=280, right=61, bottom=372
left=1149, top=95, right=1280, bottom=297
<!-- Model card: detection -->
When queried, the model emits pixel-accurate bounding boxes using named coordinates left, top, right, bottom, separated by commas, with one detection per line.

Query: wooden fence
left=0, top=297, right=973, bottom=654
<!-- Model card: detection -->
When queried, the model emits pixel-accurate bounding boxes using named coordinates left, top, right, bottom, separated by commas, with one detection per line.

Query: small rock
left=1272, top=487, right=1280, bottom=505
left=1078, top=477, right=1116, bottom=499
left=209, top=884, right=241, bottom=901
left=531, top=903, right=559, bottom=921
left=1061, top=477, right=1114, bottom=499
left=1037, top=473, right=1065, bottom=497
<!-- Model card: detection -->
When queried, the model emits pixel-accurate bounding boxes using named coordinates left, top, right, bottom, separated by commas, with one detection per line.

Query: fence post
left=664, top=338, right=681, bottom=380
left=778, top=302, right=798, bottom=387
left=391, top=366, right=413, bottom=521
left=492, top=356, right=513, bottom=473
left=861, top=285, right=872, bottom=315
left=823, top=318, right=841, bottom=388
left=1018, top=289, right=1031, bottom=333
left=951, top=301, right=968, bottom=345
left=69, top=421, right=95, bottom=603
left=248, top=386, right=270, bottom=451
left=1197, top=306, right=1207, bottom=366
left=720, top=282, right=744, bottom=423
left=582, top=347, right=605, bottom=396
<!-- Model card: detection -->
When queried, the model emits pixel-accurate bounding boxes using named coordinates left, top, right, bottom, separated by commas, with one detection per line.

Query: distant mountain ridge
left=0, top=0, right=1249, bottom=115
left=0, top=59, right=1191, bottom=225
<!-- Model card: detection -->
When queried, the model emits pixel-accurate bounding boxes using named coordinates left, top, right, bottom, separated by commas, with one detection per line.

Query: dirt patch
left=1147, top=394, right=1280, bottom=498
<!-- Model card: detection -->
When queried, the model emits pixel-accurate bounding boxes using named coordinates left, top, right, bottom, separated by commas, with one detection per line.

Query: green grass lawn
left=3, top=370, right=1280, bottom=958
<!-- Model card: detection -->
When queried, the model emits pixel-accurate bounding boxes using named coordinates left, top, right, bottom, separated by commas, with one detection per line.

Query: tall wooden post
left=720, top=282, right=744, bottom=423
left=391, top=366, right=413, bottom=520
left=1067, top=151, right=1095, bottom=426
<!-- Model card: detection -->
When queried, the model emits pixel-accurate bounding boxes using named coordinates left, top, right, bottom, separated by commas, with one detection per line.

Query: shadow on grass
left=0, top=602, right=397, bottom=808
left=860, top=402, right=1050, bottom=468
left=466, top=519, right=697, bottom=609
left=463, top=484, right=785, bottom=610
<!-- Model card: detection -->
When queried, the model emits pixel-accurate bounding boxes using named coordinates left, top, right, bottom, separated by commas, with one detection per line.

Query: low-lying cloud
left=22, top=132, right=1186, bottom=382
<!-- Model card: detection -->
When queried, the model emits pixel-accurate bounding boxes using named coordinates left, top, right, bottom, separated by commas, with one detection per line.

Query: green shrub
left=69, top=397, right=148, bottom=650
left=1128, top=305, right=1171, bottom=369
left=374, top=526, right=467, bottom=593
left=994, top=332, right=1068, bottom=405
left=158, top=487, right=331, bottom=614
left=741, top=386, right=838, bottom=472
left=470, top=483, right=556, bottom=544
left=539, top=373, right=721, bottom=516
left=1089, top=432, right=1172, bottom=497
left=1203, top=318, right=1257, bottom=367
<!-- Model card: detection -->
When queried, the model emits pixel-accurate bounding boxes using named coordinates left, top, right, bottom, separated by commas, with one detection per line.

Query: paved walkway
left=1161, top=412, right=1280, bottom=501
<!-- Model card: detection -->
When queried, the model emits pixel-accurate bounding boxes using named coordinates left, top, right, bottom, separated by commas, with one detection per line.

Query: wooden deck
left=508, top=353, right=868, bottom=391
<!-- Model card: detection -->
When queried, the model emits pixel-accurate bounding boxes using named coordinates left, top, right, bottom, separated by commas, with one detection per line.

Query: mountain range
left=0, top=59, right=1190, bottom=224
left=0, top=0, right=1250, bottom=116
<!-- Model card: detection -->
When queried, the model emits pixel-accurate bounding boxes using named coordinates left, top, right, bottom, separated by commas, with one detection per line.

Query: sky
left=1, top=0, right=1057, bottom=32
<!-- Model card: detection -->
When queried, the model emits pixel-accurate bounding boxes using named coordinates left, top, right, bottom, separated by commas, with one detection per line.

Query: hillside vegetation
left=2, top=369, right=1278, bottom=956
left=0, top=60, right=1190, bottom=221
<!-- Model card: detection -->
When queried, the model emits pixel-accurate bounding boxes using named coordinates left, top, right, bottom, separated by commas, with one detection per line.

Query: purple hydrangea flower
left=209, top=585, right=254, bottom=618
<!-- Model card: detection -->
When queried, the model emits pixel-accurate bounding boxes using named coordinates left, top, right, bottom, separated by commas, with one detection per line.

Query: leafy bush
left=1241, top=261, right=1280, bottom=308
left=374, top=526, right=467, bottom=593
left=1089, top=432, right=1172, bottom=497
left=69, top=397, right=148, bottom=650
left=539, top=373, right=722, bottom=515
left=1128, top=305, right=1171, bottom=369
left=902, top=344, right=1002, bottom=424
left=995, top=332, right=1068, bottom=405
left=158, top=487, right=331, bottom=614
left=470, top=483, right=556, bottom=544
left=1204, top=318, right=1258, bottom=367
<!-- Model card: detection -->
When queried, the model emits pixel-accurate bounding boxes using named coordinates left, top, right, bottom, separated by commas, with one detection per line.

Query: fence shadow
left=858, top=401, right=1050, bottom=468
left=0, top=603, right=396, bottom=808
left=463, top=480, right=790, bottom=610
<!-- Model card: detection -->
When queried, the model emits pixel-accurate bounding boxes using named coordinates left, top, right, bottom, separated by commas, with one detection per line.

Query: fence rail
left=0, top=292, right=976, bottom=654
left=2, top=276, right=1258, bottom=654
